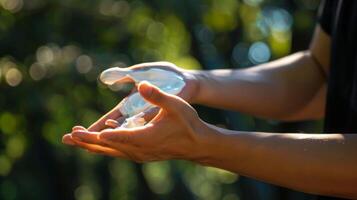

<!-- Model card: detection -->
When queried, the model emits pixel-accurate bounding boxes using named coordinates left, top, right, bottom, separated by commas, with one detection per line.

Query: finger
left=72, top=139, right=128, bottom=158
left=105, top=107, right=159, bottom=129
left=138, top=81, right=189, bottom=115
left=62, top=134, right=75, bottom=145
left=99, top=125, right=151, bottom=144
left=71, top=130, right=109, bottom=147
left=105, top=116, right=127, bottom=128
left=142, top=107, right=160, bottom=122
left=87, top=105, right=122, bottom=132
left=105, top=119, right=120, bottom=128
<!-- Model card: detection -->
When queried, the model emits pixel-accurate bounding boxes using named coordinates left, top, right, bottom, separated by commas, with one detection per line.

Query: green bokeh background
left=0, top=0, right=322, bottom=199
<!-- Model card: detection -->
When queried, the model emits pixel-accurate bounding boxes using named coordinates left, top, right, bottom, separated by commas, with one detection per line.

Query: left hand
left=62, top=61, right=201, bottom=146
left=63, top=81, right=208, bottom=162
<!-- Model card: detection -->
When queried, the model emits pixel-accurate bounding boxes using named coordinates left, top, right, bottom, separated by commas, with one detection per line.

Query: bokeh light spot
left=29, top=63, right=46, bottom=81
left=74, top=185, right=95, bottom=200
left=0, top=112, right=16, bottom=135
left=232, top=42, right=250, bottom=67
left=0, top=155, right=11, bottom=176
left=263, top=7, right=292, bottom=31
left=248, top=41, right=271, bottom=64
left=76, top=55, right=93, bottom=74
left=173, top=56, right=201, bottom=70
left=243, top=0, right=263, bottom=7
left=269, top=30, right=291, bottom=57
left=146, top=22, right=165, bottom=42
left=142, top=162, right=173, bottom=195
left=99, top=0, right=113, bottom=16
left=5, top=68, right=22, bottom=87
left=1, top=61, right=16, bottom=74
left=6, top=135, right=26, bottom=159
left=112, top=0, right=130, bottom=18
left=99, top=0, right=130, bottom=17
left=36, top=46, right=54, bottom=65
left=0, top=0, right=23, bottom=13
left=195, top=25, right=214, bottom=43
left=62, top=45, right=81, bottom=64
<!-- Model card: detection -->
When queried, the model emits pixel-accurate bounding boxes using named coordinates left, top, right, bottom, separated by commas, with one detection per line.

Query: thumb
left=138, top=81, right=184, bottom=114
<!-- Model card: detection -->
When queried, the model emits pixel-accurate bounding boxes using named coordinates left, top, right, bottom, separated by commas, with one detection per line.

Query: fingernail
left=71, top=131, right=87, bottom=139
left=105, top=119, right=119, bottom=128
left=72, top=126, right=86, bottom=131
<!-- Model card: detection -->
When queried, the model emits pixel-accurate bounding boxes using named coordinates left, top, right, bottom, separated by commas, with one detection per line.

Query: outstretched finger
left=62, top=134, right=75, bottom=145
left=71, top=130, right=110, bottom=147
left=104, top=107, right=160, bottom=128
left=72, top=139, right=129, bottom=158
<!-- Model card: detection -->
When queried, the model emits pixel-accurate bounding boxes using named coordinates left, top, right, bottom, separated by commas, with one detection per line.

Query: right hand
left=125, top=61, right=200, bottom=103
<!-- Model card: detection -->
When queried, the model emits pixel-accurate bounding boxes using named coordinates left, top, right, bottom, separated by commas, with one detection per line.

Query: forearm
left=193, top=51, right=326, bottom=120
left=194, top=124, right=357, bottom=199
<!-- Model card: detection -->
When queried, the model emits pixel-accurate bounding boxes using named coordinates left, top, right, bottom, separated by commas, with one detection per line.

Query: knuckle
left=119, top=134, right=131, bottom=144
left=106, top=134, right=130, bottom=144
left=101, top=131, right=132, bottom=144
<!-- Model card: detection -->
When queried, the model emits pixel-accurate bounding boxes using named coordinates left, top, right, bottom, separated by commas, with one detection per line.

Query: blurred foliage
left=0, top=0, right=321, bottom=199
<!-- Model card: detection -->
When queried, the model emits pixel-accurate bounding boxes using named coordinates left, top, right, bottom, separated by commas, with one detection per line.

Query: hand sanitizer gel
left=99, top=67, right=186, bottom=128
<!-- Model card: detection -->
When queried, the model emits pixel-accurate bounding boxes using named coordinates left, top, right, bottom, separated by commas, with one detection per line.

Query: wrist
left=188, top=120, right=222, bottom=165
left=188, top=122, right=250, bottom=172
left=187, top=70, right=208, bottom=104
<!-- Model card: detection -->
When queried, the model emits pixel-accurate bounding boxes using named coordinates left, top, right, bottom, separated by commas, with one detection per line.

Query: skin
left=62, top=26, right=357, bottom=199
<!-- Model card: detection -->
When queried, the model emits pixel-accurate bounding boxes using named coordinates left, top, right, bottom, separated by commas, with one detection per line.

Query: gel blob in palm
left=100, top=67, right=186, bottom=128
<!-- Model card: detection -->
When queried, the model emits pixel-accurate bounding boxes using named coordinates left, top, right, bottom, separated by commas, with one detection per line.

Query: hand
left=63, top=81, right=207, bottom=162
left=119, top=61, right=201, bottom=103
left=62, top=61, right=201, bottom=145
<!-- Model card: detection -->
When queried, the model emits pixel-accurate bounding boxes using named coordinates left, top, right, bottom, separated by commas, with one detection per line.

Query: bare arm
left=65, top=82, right=357, bottom=199
left=194, top=26, right=331, bottom=121
left=196, top=124, right=357, bottom=199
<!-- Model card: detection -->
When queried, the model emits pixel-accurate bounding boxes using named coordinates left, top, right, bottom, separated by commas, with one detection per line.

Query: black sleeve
left=318, top=0, right=335, bottom=35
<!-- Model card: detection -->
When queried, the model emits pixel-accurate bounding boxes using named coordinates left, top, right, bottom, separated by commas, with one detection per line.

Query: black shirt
left=318, top=0, right=357, bottom=199
left=322, top=0, right=357, bottom=133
